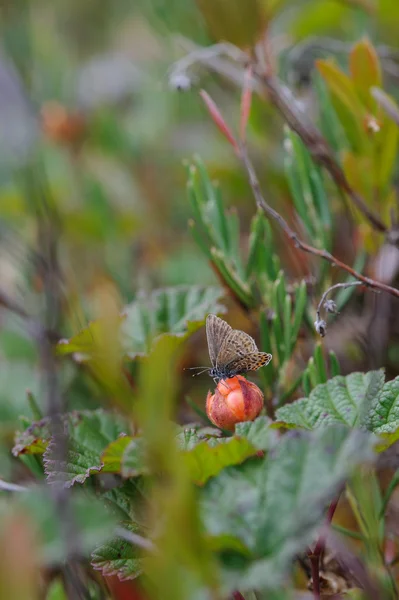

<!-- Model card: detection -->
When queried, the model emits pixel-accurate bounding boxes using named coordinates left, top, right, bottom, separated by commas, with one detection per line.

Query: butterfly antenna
left=191, top=368, right=211, bottom=377
left=184, top=366, right=210, bottom=370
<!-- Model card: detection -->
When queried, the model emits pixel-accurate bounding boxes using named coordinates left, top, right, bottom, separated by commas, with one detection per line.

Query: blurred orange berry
left=206, top=375, right=264, bottom=431
left=41, top=101, right=86, bottom=146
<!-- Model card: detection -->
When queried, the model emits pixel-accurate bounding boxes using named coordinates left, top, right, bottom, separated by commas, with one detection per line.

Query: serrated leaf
left=103, top=479, right=147, bottom=523
left=12, top=417, right=51, bottom=456
left=57, top=286, right=225, bottom=360
left=201, top=426, right=374, bottom=592
left=234, top=416, right=276, bottom=450
left=13, top=410, right=131, bottom=487
left=275, top=370, right=385, bottom=429
left=182, top=437, right=258, bottom=485
left=366, top=375, right=399, bottom=434
left=122, top=286, right=225, bottom=358
left=44, top=410, right=130, bottom=487
left=175, top=427, right=222, bottom=451
left=91, top=524, right=143, bottom=581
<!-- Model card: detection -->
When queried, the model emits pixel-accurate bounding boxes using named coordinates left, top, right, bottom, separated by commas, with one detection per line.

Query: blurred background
left=1, top=0, right=399, bottom=475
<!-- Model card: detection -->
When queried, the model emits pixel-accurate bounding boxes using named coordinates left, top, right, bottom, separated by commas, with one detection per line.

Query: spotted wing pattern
left=227, top=352, right=272, bottom=374
left=206, top=314, right=232, bottom=367
left=217, top=329, right=258, bottom=368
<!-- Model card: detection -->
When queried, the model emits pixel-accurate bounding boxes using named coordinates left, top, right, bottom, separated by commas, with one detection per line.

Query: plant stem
left=309, top=553, right=321, bottom=600
left=238, top=144, right=399, bottom=302
left=307, top=496, right=340, bottom=599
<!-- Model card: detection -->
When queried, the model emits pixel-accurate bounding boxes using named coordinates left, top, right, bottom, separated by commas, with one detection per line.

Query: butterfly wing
left=206, top=314, right=232, bottom=367
left=227, top=352, right=272, bottom=374
left=216, top=329, right=258, bottom=367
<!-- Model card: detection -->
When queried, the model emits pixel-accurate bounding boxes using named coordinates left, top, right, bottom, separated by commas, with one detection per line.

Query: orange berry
left=206, top=375, right=264, bottom=431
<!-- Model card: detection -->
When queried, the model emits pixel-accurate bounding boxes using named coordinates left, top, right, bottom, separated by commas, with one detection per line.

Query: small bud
left=206, top=375, right=264, bottom=431
left=323, top=299, right=337, bottom=314
left=314, top=318, right=327, bottom=337
left=169, top=72, right=193, bottom=91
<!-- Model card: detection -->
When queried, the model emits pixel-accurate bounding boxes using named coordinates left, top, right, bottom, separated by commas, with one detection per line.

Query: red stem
left=307, top=496, right=340, bottom=600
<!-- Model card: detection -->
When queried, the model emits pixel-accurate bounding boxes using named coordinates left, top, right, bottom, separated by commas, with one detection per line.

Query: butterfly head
left=209, top=365, right=236, bottom=383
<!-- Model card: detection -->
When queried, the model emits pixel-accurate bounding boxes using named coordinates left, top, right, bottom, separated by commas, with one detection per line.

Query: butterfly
left=187, top=314, right=272, bottom=383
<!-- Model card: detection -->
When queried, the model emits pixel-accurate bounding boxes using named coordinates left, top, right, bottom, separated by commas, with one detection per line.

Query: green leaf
left=12, top=410, right=131, bottom=487
left=314, top=343, right=327, bottom=384
left=91, top=524, right=143, bottom=580
left=182, top=437, right=258, bottom=486
left=366, top=375, right=399, bottom=434
left=57, top=286, right=226, bottom=359
left=276, top=370, right=385, bottom=430
left=235, top=416, right=277, bottom=451
left=121, top=438, right=148, bottom=478
left=290, top=280, right=307, bottom=351
left=201, top=425, right=374, bottom=592
left=349, top=38, right=381, bottom=112
left=45, top=579, right=67, bottom=600
left=101, top=435, right=134, bottom=473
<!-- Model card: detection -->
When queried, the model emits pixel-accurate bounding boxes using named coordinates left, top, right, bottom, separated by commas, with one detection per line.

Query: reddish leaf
left=199, top=90, right=239, bottom=152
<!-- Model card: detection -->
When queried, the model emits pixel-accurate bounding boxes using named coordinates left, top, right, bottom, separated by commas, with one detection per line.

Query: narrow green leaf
left=291, top=280, right=307, bottom=351
left=314, top=343, right=328, bottom=384
left=313, top=71, right=346, bottom=155
left=211, top=248, right=253, bottom=308
left=227, top=208, right=245, bottom=277
left=271, top=312, right=284, bottom=368
left=302, top=370, right=311, bottom=398
left=246, top=210, right=264, bottom=279
left=214, top=183, right=230, bottom=254
left=260, top=311, right=275, bottom=385
left=283, top=294, right=292, bottom=362
left=27, top=390, right=42, bottom=421
left=189, top=220, right=212, bottom=260
left=329, top=350, right=341, bottom=377
left=307, top=357, right=319, bottom=388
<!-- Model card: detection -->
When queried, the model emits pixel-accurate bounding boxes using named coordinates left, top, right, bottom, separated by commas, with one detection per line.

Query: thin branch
left=115, top=526, right=157, bottom=553
left=238, top=143, right=399, bottom=301
left=316, top=282, right=363, bottom=320
left=251, top=70, right=387, bottom=234
left=170, top=40, right=388, bottom=235
left=0, top=479, right=28, bottom=492
left=0, top=286, right=60, bottom=342
left=314, top=281, right=368, bottom=336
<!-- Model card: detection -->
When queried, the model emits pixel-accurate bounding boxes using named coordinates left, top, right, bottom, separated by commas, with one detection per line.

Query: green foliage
left=13, top=410, right=131, bottom=486
left=91, top=524, right=143, bottom=580
left=0, top=487, right=118, bottom=565
left=201, top=425, right=374, bottom=593
left=57, top=285, right=226, bottom=360
left=4, top=2, right=399, bottom=599
left=276, top=370, right=385, bottom=429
